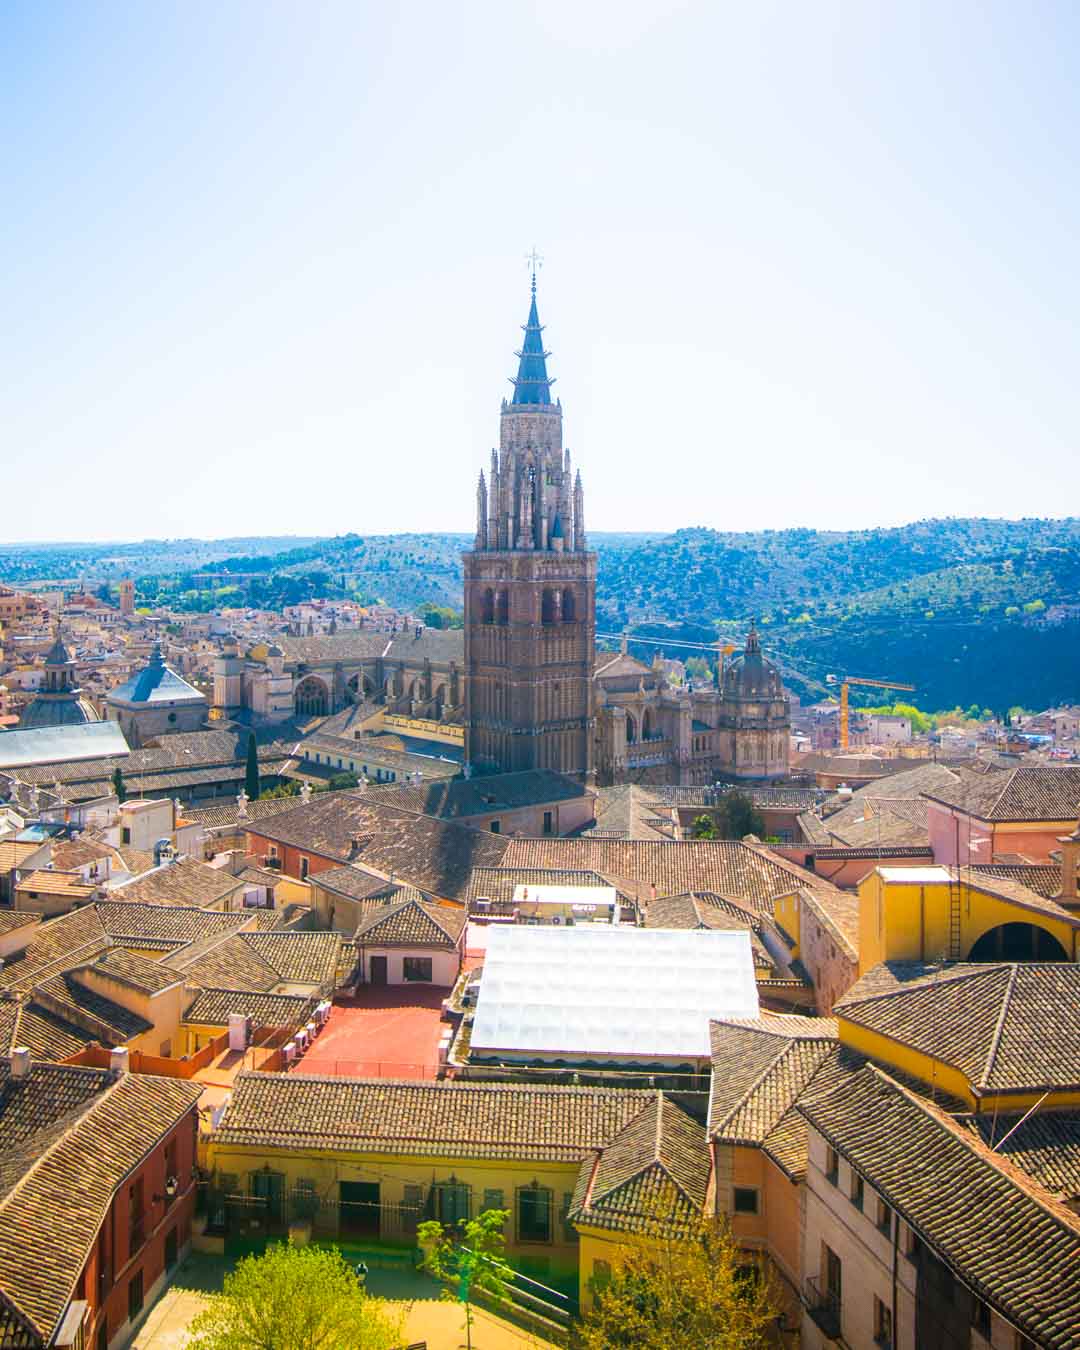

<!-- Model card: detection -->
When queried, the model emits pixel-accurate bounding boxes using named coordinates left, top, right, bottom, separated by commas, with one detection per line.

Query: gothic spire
left=509, top=272, right=554, bottom=405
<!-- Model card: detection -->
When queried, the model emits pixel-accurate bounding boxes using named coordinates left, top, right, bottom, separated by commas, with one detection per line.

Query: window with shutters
left=482, top=1188, right=505, bottom=1215
left=432, top=1178, right=471, bottom=1224
left=517, top=1183, right=552, bottom=1243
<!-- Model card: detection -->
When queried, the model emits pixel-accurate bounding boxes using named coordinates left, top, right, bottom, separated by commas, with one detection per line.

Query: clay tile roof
left=164, top=933, right=281, bottom=992
left=49, top=837, right=114, bottom=871
left=961, top=870, right=1079, bottom=925
left=94, top=900, right=250, bottom=945
left=355, top=770, right=589, bottom=820
left=309, top=864, right=400, bottom=902
left=0, top=842, right=45, bottom=873
left=0, top=907, right=109, bottom=993
left=794, top=885, right=860, bottom=961
left=496, top=838, right=819, bottom=914
left=0, top=1060, right=199, bottom=1343
left=89, top=947, right=183, bottom=995
left=34, top=969, right=153, bottom=1042
left=0, top=913, right=40, bottom=939
left=275, top=631, right=391, bottom=665
left=645, top=892, right=775, bottom=969
left=246, top=794, right=509, bottom=898
left=215, top=1072, right=656, bottom=1162
left=0, top=1001, right=98, bottom=1062
left=568, top=1094, right=709, bottom=1236
left=835, top=962, right=1080, bottom=1096
left=15, top=869, right=97, bottom=899
left=969, top=863, right=1063, bottom=900
left=958, top=1111, right=1080, bottom=1205
left=708, top=1016, right=839, bottom=1144
left=110, top=856, right=243, bottom=908
left=239, top=932, right=342, bottom=984
left=353, top=895, right=466, bottom=948
left=183, top=987, right=317, bottom=1029
left=926, top=764, right=1080, bottom=822
left=798, top=1065, right=1080, bottom=1349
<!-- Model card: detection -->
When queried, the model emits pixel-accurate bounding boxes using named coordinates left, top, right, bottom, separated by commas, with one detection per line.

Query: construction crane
left=826, top=674, right=916, bottom=750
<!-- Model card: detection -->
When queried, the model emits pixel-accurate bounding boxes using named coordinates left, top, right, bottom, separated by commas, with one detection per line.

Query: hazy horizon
left=6, top=2, right=1080, bottom=543
left=4, top=512, right=1080, bottom=553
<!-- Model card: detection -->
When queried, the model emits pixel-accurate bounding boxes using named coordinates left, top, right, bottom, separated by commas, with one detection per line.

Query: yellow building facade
left=857, top=865, right=1078, bottom=969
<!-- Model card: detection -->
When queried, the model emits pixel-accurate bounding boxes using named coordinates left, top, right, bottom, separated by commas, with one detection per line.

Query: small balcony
left=804, top=1275, right=842, bottom=1340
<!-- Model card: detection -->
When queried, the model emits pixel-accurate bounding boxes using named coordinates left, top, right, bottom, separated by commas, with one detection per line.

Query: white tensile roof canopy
left=470, top=925, right=759, bottom=1059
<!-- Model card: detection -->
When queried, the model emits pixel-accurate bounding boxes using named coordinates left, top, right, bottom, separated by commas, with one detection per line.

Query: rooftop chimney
left=10, top=1047, right=30, bottom=1079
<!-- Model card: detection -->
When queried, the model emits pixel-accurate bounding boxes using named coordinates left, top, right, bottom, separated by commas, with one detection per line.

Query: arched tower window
left=481, top=588, right=495, bottom=624
left=541, top=589, right=557, bottom=625
left=496, top=591, right=510, bottom=626
left=562, top=589, right=576, bottom=622
left=642, top=708, right=654, bottom=741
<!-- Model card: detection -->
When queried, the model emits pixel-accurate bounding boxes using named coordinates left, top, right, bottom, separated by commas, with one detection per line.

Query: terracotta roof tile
left=111, top=856, right=243, bottom=908
left=569, top=1094, right=709, bottom=1236
left=215, top=1072, right=656, bottom=1163
left=183, top=987, right=317, bottom=1028
left=0, top=1059, right=199, bottom=1342
left=353, top=896, right=466, bottom=948
left=835, top=962, right=1080, bottom=1096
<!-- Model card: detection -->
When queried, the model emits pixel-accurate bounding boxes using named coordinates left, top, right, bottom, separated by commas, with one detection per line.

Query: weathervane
left=525, top=246, right=543, bottom=293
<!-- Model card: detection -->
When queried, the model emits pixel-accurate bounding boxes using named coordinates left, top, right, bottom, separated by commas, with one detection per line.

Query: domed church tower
left=463, top=268, right=596, bottom=778
left=717, top=624, right=790, bottom=778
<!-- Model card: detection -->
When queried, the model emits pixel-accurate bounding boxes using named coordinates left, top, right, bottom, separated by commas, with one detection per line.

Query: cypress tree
left=111, top=765, right=127, bottom=804
left=245, top=731, right=260, bottom=800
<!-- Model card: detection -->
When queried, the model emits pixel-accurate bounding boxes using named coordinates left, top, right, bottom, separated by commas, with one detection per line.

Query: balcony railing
left=804, top=1275, right=842, bottom=1340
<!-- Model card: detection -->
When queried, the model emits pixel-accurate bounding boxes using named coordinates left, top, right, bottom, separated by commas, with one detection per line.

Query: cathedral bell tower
left=463, top=269, right=596, bottom=779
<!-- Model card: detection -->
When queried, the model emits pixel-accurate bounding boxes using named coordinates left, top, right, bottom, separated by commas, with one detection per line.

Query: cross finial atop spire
left=525, top=246, right=543, bottom=293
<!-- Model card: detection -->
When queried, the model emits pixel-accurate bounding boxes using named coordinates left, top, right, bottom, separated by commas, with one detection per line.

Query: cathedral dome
left=724, top=626, right=784, bottom=700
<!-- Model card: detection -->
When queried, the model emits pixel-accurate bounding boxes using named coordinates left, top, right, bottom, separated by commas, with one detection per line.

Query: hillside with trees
left=5, top=518, right=1078, bottom=710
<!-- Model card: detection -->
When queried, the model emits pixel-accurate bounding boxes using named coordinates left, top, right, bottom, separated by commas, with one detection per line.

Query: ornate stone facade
left=463, top=276, right=595, bottom=779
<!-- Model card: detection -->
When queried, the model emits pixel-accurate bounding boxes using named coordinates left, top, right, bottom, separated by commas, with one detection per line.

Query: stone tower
left=118, top=579, right=135, bottom=616
left=463, top=273, right=596, bottom=779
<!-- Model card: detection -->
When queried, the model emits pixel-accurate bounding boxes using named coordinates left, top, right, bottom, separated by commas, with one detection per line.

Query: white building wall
left=802, top=1130, right=916, bottom=1350
left=362, top=947, right=459, bottom=986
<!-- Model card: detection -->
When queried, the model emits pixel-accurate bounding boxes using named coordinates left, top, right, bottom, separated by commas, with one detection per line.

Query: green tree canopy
left=578, top=1215, right=777, bottom=1349
left=707, top=788, right=766, bottom=837
left=690, top=814, right=718, bottom=839
left=187, top=1242, right=403, bottom=1350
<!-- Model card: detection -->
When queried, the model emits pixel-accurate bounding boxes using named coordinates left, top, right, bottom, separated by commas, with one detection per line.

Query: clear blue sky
left=3, top=1, right=1079, bottom=543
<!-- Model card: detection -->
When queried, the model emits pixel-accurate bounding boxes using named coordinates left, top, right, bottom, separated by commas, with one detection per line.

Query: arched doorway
left=967, top=923, right=1068, bottom=962
left=294, top=675, right=329, bottom=717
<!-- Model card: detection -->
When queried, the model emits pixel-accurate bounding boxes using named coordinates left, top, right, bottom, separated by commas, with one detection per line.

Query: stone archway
left=967, top=922, right=1068, bottom=961
left=346, top=672, right=374, bottom=701
left=642, top=707, right=655, bottom=741
left=625, top=709, right=638, bottom=745
left=295, top=675, right=330, bottom=717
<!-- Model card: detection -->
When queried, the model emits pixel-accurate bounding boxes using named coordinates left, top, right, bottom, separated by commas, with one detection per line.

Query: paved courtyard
left=133, top=1253, right=557, bottom=1350
left=289, top=986, right=449, bottom=1079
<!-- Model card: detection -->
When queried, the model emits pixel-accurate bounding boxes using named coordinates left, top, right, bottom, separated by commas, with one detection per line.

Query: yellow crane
left=826, top=674, right=916, bottom=750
